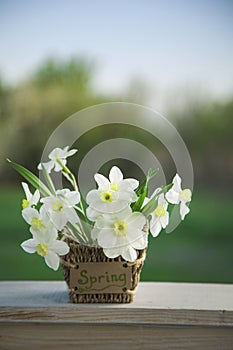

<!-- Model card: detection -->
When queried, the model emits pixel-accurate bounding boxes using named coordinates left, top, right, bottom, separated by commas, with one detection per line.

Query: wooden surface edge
left=1, top=323, right=233, bottom=350
left=1, top=306, right=233, bottom=327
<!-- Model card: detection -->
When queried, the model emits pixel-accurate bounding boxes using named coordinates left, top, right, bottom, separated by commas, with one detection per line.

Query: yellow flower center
left=52, top=200, right=64, bottom=212
left=30, top=217, right=43, bottom=229
left=36, top=243, right=48, bottom=257
left=154, top=204, right=166, bottom=217
left=114, top=221, right=128, bottom=236
left=180, top=189, right=191, bottom=201
left=22, top=199, right=30, bottom=209
left=100, top=190, right=113, bottom=202
left=110, top=183, right=118, bottom=191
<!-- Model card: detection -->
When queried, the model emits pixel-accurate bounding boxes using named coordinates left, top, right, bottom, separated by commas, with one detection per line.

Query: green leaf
left=133, top=168, right=159, bottom=211
left=141, top=183, right=173, bottom=216
left=141, top=197, right=158, bottom=217
left=136, top=168, right=159, bottom=196
left=6, top=159, right=51, bottom=197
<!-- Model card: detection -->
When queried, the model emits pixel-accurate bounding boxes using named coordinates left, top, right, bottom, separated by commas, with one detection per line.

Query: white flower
left=21, top=229, right=69, bottom=270
left=21, top=182, right=40, bottom=209
left=149, top=189, right=169, bottom=237
left=22, top=205, right=53, bottom=234
left=38, top=146, right=77, bottom=173
left=41, top=189, right=80, bottom=230
left=86, top=166, right=138, bottom=215
left=165, top=174, right=192, bottom=220
left=92, top=207, right=148, bottom=262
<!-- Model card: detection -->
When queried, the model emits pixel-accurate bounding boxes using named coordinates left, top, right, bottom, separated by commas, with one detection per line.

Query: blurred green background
left=0, top=1, right=233, bottom=283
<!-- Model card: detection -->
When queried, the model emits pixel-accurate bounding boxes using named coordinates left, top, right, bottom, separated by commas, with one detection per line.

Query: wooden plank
left=1, top=323, right=233, bottom=350
left=0, top=282, right=233, bottom=349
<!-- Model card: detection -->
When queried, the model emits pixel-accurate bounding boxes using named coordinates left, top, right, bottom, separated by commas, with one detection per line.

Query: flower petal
left=45, top=251, right=59, bottom=270
left=165, top=189, right=180, bottom=204
left=115, top=206, right=132, bottom=221
left=21, top=239, right=37, bottom=253
left=48, top=147, right=63, bottom=160
left=50, top=240, right=69, bottom=255
left=127, top=212, right=146, bottom=230
left=97, top=228, right=117, bottom=248
left=89, top=199, right=129, bottom=215
left=50, top=212, right=67, bottom=231
left=86, top=190, right=100, bottom=205
left=54, top=159, right=66, bottom=172
left=109, top=166, right=123, bottom=183
left=180, top=202, right=190, bottom=220
left=43, top=227, right=58, bottom=243
left=39, top=160, right=54, bottom=173
left=117, top=190, right=136, bottom=201
left=150, top=218, right=162, bottom=237
left=161, top=212, right=169, bottom=228
left=127, top=227, right=146, bottom=243
left=119, top=178, right=139, bottom=190
left=66, top=148, right=78, bottom=157
left=95, top=217, right=114, bottom=230
left=22, top=207, right=39, bottom=224
left=158, top=193, right=166, bottom=205
left=130, top=234, right=148, bottom=249
left=103, top=248, right=121, bottom=259
left=66, top=191, right=80, bottom=205
left=64, top=207, right=80, bottom=224
left=122, top=246, right=137, bottom=262
left=86, top=206, right=101, bottom=221
left=21, top=182, right=31, bottom=200
left=172, top=174, right=182, bottom=193
left=31, top=189, right=40, bottom=206
left=94, top=173, right=110, bottom=189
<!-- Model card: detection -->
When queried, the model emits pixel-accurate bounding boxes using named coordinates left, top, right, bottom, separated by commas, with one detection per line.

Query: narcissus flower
left=41, top=189, right=80, bottom=230
left=38, top=146, right=77, bottom=173
left=149, top=190, right=169, bottom=237
left=165, top=174, right=192, bottom=220
left=21, top=182, right=40, bottom=209
left=22, top=205, right=52, bottom=234
left=86, top=166, right=138, bottom=215
left=92, top=207, right=147, bottom=262
left=21, top=229, right=69, bottom=270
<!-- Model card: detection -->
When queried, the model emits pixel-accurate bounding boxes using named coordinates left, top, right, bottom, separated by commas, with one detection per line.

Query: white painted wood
left=0, top=281, right=232, bottom=310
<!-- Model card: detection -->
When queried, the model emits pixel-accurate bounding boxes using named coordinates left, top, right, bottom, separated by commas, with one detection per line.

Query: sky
left=1, top=0, right=233, bottom=110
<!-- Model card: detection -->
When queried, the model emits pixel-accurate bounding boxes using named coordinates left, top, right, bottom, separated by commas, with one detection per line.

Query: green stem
left=56, top=158, right=87, bottom=219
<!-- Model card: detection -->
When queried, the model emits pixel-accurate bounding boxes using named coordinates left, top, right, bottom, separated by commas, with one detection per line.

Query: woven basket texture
left=61, top=238, right=146, bottom=303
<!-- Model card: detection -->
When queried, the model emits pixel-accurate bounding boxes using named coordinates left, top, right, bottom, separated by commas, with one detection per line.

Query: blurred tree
left=32, top=57, right=94, bottom=91
left=0, top=57, right=114, bottom=182
left=0, top=57, right=233, bottom=191
left=175, top=97, right=233, bottom=190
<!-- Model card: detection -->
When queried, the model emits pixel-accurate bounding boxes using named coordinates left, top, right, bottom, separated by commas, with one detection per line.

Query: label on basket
left=69, top=261, right=132, bottom=294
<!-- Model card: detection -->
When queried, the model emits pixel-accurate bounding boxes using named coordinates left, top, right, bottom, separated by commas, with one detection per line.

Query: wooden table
left=0, top=281, right=233, bottom=349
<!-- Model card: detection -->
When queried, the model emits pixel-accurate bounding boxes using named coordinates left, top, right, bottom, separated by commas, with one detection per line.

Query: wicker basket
left=61, top=238, right=146, bottom=303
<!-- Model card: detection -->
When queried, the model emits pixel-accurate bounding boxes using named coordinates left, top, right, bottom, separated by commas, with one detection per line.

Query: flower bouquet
left=7, top=146, right=192, bottom=303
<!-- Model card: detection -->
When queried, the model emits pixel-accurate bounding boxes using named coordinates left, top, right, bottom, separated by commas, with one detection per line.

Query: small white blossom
left=165, top=174, right=192, bottom=220
left=86, top=166, right=138, bottom=215
left=149, top=189, right=169, bottom=237
left=38, top=146, right=77, bottom=173
left=92, top=207, right=148, bottom=262
left=21, top=229, right=69, bottom=271
left=21, top=182, right=40, bottom=209
left=22, top=205, right=52, bottom=234
left=41, top=189, right=80, bottom=230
